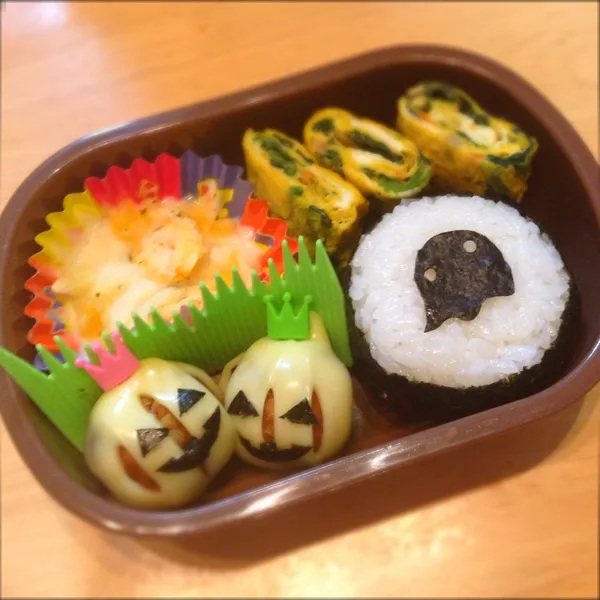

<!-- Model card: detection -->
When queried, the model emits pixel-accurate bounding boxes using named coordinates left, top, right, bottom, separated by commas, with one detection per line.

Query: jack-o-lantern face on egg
left=224, top=314, right=353, bottom=470
left=85, top=358, right=235, bottom=510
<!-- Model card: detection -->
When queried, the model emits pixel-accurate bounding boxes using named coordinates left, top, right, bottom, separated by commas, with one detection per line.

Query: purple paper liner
left=180, top=151, right=254, bottom=218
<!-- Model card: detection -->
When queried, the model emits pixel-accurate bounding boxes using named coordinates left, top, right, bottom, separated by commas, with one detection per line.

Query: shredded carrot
left=178, top=203, right=212, bottom=232
left=208, top=218, right=238, bottom=238
left=108, top=200, right=153, bottom=253
left=299, top=170, right=317, bottom=185
left=79, top=308, right=105, bottom=339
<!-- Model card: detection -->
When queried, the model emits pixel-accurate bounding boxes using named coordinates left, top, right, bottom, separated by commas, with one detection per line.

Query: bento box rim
left=1, top=43, right=599, bottom=536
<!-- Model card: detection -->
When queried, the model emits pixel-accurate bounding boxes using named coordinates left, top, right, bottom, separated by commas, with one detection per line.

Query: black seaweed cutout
left=227, top=390, right=259, bottom=417
left=414, top=230, right=515, bottom=332
left=239, top=436, right=312, bottom=462
left=157, top=407, right=221, bottom=473
left=177, top=388, right=206, bottom=416
left=136, top=427, right=169, bottom=457
left=279, top=398, right=317, bottom=425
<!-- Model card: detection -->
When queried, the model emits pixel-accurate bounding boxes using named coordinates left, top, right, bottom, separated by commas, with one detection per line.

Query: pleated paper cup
left=25, top=151, right=298, bottom=355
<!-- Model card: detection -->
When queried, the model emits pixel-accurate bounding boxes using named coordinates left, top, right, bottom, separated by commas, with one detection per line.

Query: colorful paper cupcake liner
left=25, top=152, right=298, bottom=354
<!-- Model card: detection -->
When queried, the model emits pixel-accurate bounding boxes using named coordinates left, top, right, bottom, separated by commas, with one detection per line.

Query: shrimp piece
left=131, top=216, right=204, bottom=285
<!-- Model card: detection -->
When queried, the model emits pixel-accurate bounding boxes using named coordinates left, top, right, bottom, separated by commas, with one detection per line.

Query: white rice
left=349, top=195, right=571, bottom=389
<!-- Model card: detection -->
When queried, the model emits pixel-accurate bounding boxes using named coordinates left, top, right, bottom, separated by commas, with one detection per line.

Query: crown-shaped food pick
left=0, top=339, right=102, bottom=452
left=264, top=292, right=313, bottom=341
left=75, top=332, right=141, bottom=392
left=265, top=237, right=352, bottom=364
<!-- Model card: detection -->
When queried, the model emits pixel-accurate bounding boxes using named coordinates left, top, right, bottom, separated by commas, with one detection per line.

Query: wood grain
left=1, top=2, right=598, bottom=598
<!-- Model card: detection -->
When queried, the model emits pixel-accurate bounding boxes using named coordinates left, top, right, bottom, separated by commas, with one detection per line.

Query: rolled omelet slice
left=396, top=81, right=538, bottom=202
left=303, top=108, right=432, bottom=207
left=242, top=128, right=368, bottom=267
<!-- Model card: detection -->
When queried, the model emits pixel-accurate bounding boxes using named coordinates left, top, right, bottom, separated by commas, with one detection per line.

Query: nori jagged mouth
left=239, top=436, right=312, bottom=462
left=414, top=230, right=515, bottom=332
left=157, top=407, right=221, bottom=473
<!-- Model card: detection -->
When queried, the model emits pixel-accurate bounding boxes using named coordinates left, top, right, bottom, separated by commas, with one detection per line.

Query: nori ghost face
left=414, top=230, right=515, bottom=332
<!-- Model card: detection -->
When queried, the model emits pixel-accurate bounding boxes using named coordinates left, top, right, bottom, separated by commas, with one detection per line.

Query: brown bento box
left=1, top=44, right=599, bottom=537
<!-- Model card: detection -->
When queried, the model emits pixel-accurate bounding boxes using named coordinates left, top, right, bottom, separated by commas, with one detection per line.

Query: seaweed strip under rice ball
left=397, top=82, right=538, bottom=202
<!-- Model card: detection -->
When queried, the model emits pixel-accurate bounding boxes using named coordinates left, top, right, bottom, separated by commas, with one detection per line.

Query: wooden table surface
left=1, top=2, right=598, bottom=598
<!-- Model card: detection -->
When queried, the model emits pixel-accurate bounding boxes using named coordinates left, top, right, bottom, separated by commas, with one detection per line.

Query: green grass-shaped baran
left=0, top=338, right=101, bottom=452
left=113, top=238, right=352, bottom=371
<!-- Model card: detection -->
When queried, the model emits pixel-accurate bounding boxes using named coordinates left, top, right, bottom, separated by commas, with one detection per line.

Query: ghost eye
left=463, top=240, right=477, bottom=253
left=279, top=398, right=318, bottom=425
left=424, top=267, right=437, bottom=282
left=227, top=390, right=259, bottom=417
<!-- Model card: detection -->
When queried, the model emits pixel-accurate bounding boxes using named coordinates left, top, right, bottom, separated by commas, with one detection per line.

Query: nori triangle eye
left=414, top=230, right=515, bottom=332
left=177, top=388, right=206, bottom=415
left=137, top=427, right=169, bottom=457
left=279, top=398, right=318, bottom=425
left=227, top=390, right=259, bottom=417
